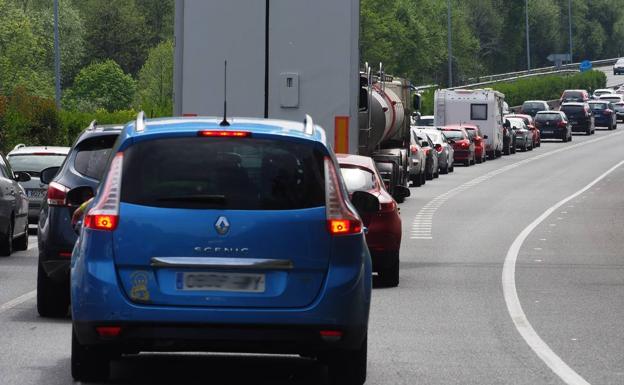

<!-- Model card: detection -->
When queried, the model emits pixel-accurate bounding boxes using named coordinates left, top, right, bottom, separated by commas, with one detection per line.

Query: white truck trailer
left=434, top=89, right=505, bottom=158
left=173, top=0, right=360, bottom=154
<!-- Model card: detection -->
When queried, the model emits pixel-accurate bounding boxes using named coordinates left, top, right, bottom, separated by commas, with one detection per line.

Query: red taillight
left=460, top=140, right=470, bottom=148
left=410, top=144, right=418, bottom=154
left=320, top=330, right=343, bottom=339
left=425, top=148, right=431, bottom=156
left=558, top=121, right=567, bottom=128
left=198, top=130, right=250, bottom=137
left=603, top=109, right=613, bottom=115
left=325, top=157, right=363, bottom=236
left=182, top=113, right=197, bottom=117
left=58, top=251, right=72, bottom=258
left=47, top=182, right=68, bottom=206
left=96, top=326, right=122, bottom=337
left=85, top=152, right=123, bottom=232
left=435, top=144, right=443, bottom=152
left=380, top=200, right=397, bottom=212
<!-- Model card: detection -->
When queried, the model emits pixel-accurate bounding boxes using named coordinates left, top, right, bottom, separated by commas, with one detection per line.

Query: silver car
left=599, top=94, right=624, bottom=122
left=7, top=145, right=70, bottom=224
left=507, top=118, right=534, bottom=151
left=417, top=128, right=454, bottom=174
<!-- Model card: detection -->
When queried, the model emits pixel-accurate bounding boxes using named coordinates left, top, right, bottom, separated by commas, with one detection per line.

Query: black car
left=559, top=102, right=595, bottom=135
left=534, top=111, right=572, bottom=142
left=0, top=151, right=30, bottom=256
left=36, top=122, right=123, bottom=317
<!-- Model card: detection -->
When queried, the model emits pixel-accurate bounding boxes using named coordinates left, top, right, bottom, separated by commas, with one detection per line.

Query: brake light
left=380, top=200, right=397, bottom=212
left=84, top=152, right=123, bottom=231
left=324, top=157, right=362, bottom=236
left=603, top=109, right=613, bottom=115
left=435, top=144, right=443, bottom=152
left=320, top=330, right=343, bottom=341
left=198, top=130, right=250, bottom=137
left=558, top=121, right=567, bottom=128
left=410, top=144, right=418, bottom=154
left=96, top=326, right=122, bottom=337
left=47, top=182, right=68, bottom=206
left=460, top=140, right=470, bottom=148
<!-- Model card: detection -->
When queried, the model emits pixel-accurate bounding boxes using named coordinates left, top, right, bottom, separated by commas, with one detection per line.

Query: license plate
left=176, top=272, right=266, bottom=292
left=542, top=130, right=553, bottom=134
left=569, top=120, right=577, bottom=125
left=26, top=189, right=45, bottom=199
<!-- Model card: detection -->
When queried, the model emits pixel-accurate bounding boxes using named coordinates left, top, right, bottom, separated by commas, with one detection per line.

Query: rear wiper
left=157, top=195, right=227, bottom=204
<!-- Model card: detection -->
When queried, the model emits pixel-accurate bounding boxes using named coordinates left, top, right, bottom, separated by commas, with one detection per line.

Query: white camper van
left=434, top=89, right=505, bottom=158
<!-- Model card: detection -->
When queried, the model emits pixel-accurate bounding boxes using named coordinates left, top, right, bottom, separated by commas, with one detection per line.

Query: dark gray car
left=7, top=145, right=70, bottom=224
left=418, top=128, right=454, bottom=174
left=0, top=151, right=30, bottom=256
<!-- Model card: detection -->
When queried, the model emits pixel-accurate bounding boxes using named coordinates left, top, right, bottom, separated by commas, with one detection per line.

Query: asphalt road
left=1, top=126, right=624, bottom=384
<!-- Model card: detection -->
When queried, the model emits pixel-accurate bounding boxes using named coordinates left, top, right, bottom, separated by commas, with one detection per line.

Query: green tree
left=0, top=0, right=52, bottom=97
left=63, top=60, right=136, bottom=112
left=136, top=40, right=173, bottom=116
left=136, top=0, right=174, bottom=47
left=79, top=0, right=149, bottom=75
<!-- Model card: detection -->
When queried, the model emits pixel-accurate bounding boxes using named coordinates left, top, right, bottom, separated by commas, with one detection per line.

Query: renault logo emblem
left=215, top=216, right=230, bottom=235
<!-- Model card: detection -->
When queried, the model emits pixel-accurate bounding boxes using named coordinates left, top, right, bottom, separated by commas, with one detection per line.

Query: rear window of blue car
left=121, top=137, right=326, bottom=210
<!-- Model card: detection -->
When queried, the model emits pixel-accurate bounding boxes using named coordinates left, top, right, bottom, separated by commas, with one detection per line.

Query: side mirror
left=393, top=185, right=410, bottom=200
left=351, top=191, right=380, bottom=215
left=13, top=171, right=31, bottom=182
left=66, top=186, right=95, bottom=207
left=412, top=93, right=421, bottom=111
left=483, top=135, right=489, bottom=139
left=40, top=167, right=60, bottom=185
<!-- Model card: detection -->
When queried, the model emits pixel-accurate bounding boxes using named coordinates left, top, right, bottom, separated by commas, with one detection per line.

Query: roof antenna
left=219, top=60, right=230, bottom=127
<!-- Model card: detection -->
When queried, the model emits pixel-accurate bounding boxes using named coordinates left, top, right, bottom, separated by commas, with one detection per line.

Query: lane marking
left=0, top=290, right=36, bottom=315
left=409, top=131, right=624, bottom=240
left=502, top=158, right=624, bottom=385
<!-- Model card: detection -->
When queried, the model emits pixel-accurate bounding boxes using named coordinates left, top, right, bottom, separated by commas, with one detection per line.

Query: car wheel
left=411, top=174, right=422, bottom=187
left=36, top=261, right=70, bottom=317
left=421, top=173, right=426, bottom=186
left=326, top=336, right=367, bottom=385
left=71, top=327, right=111, bottom=382
left=586, top=127, right=591, bottom=135
left=449, top=164, right=454, bottom=173
left=561, top=132, right=568, bottom=142
left=13, top=220, right=28, bottom=251
left=434, top=170, right=439, bottom=178
left=569, top=133, right=573, bottom=142
left=375, top=253, right=399, bottom=288
left=503, top=145, right=510, bottom=155
left=426, top=169, right=433, bottom=180
left=0, top=220, right=13, bottom=257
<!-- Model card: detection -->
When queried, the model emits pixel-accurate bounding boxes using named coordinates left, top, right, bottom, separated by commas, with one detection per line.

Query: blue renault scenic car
left=69, top=113, right=375, bottom=384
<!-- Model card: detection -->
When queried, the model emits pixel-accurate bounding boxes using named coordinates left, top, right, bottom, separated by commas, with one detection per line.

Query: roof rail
left=12, top=143, right=26, bottom=151
left=86, top=120, right=97, bottom=131
left=135, top=111, right=146, bottom=132
left=303, top=114, right=315, bottom=136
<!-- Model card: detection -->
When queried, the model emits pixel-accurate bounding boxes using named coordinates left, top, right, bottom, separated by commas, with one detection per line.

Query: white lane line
left=502, top=158, right=624, bottom=385
left=0, top=290, right=36, bottom=315
left=409, top=131, right=624, bottom=241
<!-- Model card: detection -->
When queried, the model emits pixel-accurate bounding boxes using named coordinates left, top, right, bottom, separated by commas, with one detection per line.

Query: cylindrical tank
left=361, top=84, right=405, bottom=153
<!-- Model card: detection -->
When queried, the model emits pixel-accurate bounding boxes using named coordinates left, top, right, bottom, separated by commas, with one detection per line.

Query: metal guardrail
left=416, top=57, right=620, bottom=92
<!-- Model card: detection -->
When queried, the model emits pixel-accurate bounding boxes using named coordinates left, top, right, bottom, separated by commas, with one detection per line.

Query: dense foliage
left=361, top=0, right=624, bottom=86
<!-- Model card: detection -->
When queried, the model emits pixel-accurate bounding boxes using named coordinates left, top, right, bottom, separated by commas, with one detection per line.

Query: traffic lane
left=596, top=65, right=622, bottom=88
left=366, top=129, right=624, bottom=384
left=0, top=236, right=37, bottom=306
left=517, top=165, right=624, bottom=384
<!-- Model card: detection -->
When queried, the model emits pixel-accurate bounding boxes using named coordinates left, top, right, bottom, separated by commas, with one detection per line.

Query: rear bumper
left=453, top=150, right=471, bottom=160
left=71, top=234, right=371, bottom=354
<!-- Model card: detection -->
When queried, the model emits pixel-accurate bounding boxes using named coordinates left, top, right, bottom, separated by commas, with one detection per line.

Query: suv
left=7, top=145, right=70, bottom=224
left=534, top=111, right=572, bottom=142
left=36, top=122, right=123, bottom=317
left=559, top=102, right=595, bottom=135
left=68, top=114, right=372, bottom=384
left=0, top=151, right=30, bottom=256
left=559, top=90, right=590, bottom=104
left=520, top=100, right=550, bottom=117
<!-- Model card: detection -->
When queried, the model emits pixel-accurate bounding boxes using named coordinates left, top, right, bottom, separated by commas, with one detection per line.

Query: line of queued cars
left=518, top=87, right=621, bottom=143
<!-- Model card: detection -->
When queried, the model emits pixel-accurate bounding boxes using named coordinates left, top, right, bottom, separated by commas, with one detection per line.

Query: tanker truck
left=173, top=0, right=417, bottom=201
left=358, top=66, right=418, bottom=202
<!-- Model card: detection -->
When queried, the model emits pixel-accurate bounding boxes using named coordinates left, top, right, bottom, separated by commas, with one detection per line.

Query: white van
left=434, top=89, right=505, bottom=158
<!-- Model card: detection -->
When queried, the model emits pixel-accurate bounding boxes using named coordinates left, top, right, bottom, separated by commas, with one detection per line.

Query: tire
left=511, top=143, right=516, bottom=154
left=0, top=220, right=13, bottom=257
left=13, top=220, right=28, bottom=251
left=434, top=170, right=439, bottom=178
left=71, top=327, right=111, bottom=382
left=476, top=154, right=482, bottom=164
left=36, top=261, right=70, bottom=317
left=495, top=149, right=502, bottom=158
left=449, top=164, right=454, bottom=173
left=421, top=173, right=426, bottom=186
left=326, top=336, right=367, bottom=385
left=375, top=253, right=399, bottom=288
left=586, top=126, right=591, bottom=135
left=569, top=133, right=573, bottom=142
left=411, top=174, right=422, bottom=187
left=562, top=132, right=568, bottom=142
left=426, top=169, right=433, bottom=180
left=440, top=163, right=449, bottom=175
left=503, top=145, right=510, bottom=155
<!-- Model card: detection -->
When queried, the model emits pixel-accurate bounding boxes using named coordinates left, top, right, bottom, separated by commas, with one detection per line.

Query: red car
left=505, top=113, right=541, bottom=148
left=337, top=154, right=402, bottom=287
left=461, top=124, right=488, bottom=164
left=440, top=126, right=476, bottom=166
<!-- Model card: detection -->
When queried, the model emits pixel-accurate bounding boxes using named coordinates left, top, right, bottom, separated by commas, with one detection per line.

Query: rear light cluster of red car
left=380, top=200, right=397, bottom=212
left=459, top=139, right=470, bottom=148
left=410, top=144, right=418, bottom=154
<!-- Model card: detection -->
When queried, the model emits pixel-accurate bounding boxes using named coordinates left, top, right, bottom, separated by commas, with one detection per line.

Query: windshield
left=522, top=102, right=545, bottom=109
left=340, top=166, right=376, bottom=193
left=589, top=102, right=608, bottom=110
left=7, top=154, right=66, bottom=174
left=415, top=117, right=434, bottom=126
left=441, top=130, right=465, bottom=139
left=121, top=137, right=325, bottom=210
left=535, top=113, right=562, bottom=122
left=562, top=91, right=583, bottom=101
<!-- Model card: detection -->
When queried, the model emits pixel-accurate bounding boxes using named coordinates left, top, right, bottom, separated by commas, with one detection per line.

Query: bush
left=0, top=87, right=63, bottom=152
left=419, top=70, right=607, bottom=114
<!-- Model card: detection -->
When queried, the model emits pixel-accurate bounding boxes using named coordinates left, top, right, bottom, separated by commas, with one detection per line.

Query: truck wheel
left=326, top=336, right=367, bottom=385
left=37, top=261, right=69, bottom=317
left=71, top=327, right=110, bottom=382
